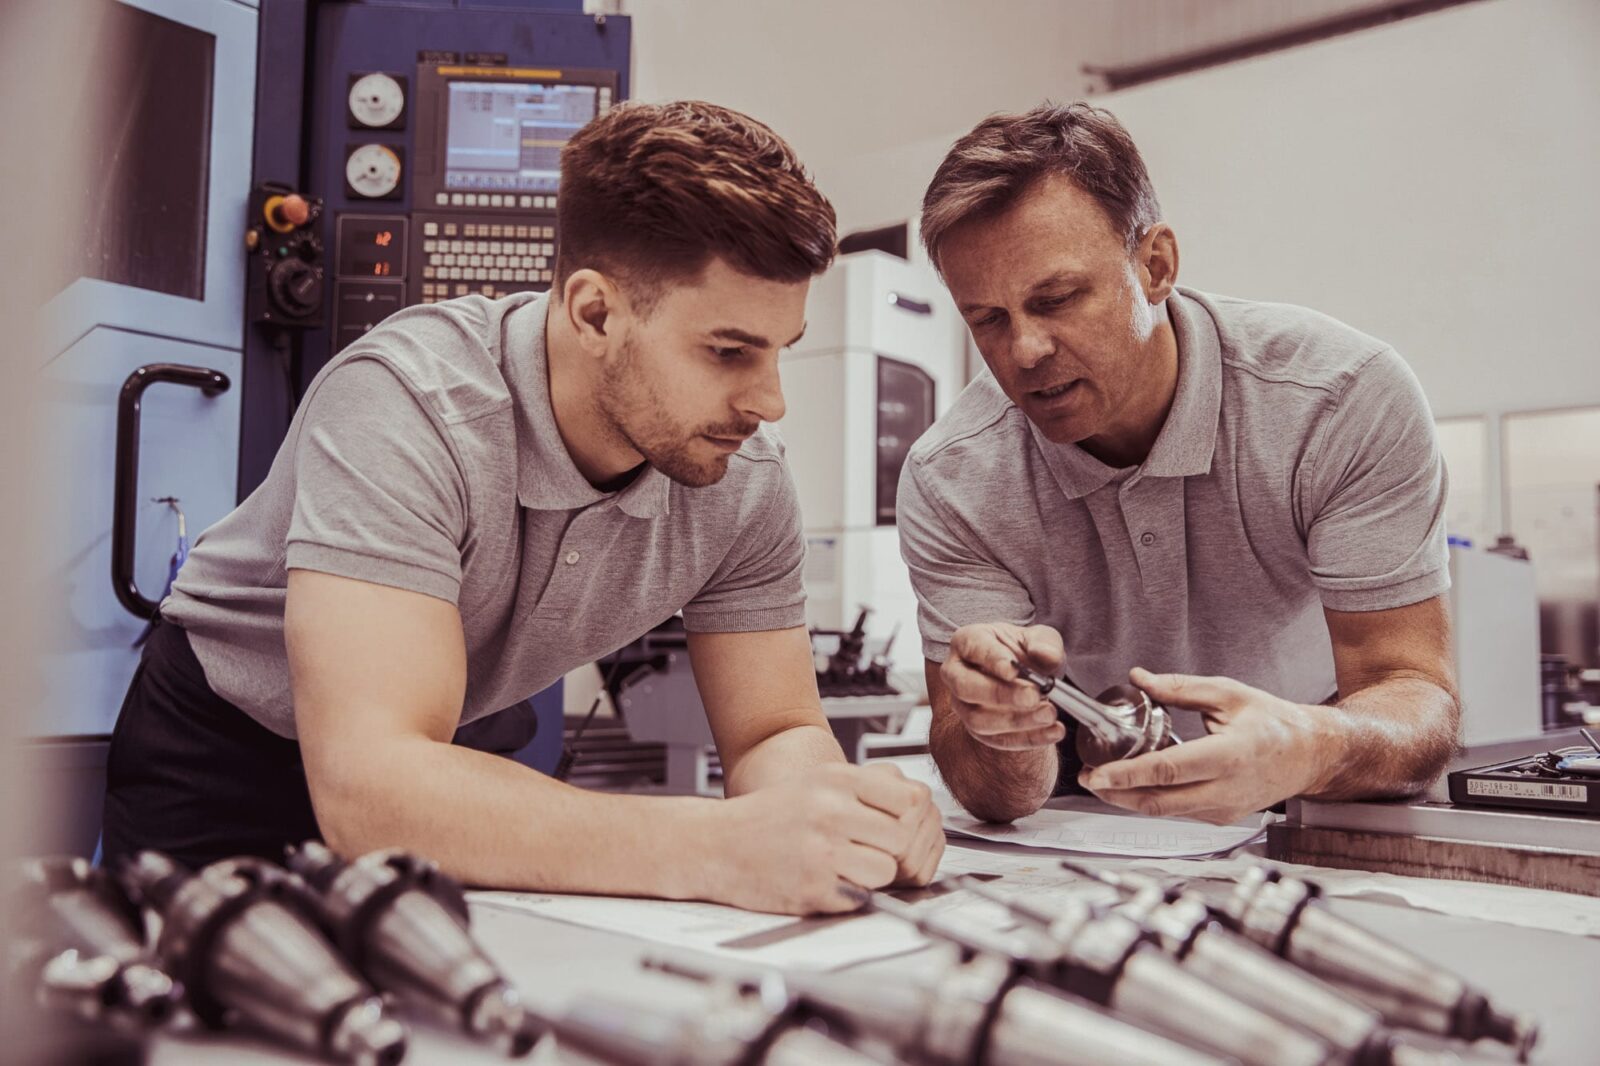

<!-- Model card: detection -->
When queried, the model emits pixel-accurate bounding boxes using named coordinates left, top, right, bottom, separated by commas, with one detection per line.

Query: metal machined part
left=918, top=953, right=1016, bottom=1066
left=1116, top=881, right=1394, bottom=1064
left=646, top=947, right=994, bottom=1066
left=987, top=980, right=1230, bottom=1066
left=8, top=856, right=180, bottom=1028
left=552, top=979, right=879, bottom=1066
left=287, top=842, right=542, bottom=1057
left=957, top=877, right=1333, bottom=1066
left=1221, top=868, right=1539, bottom=1062
left=1079, top=866, right=1467, bottom=1066
left=761, top=1025, right=886, bottom=1066
left=1180, top=929, right=1397, bottom=1064
left=661, top=940, right=1230, bottom=1066
left=1109, top=934, right=1333, bottom=1066
left=1011, top=663, right=1181, bottom=764
left=119, top=852, right=408, bottom=1066
left=936, top=881, right=1331, bottom=1066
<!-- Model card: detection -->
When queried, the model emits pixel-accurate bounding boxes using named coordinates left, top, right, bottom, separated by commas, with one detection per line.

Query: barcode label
left=1466, top=778, right=1588, bottom=803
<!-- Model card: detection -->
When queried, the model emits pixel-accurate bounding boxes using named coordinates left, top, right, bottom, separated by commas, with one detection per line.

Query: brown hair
left=555, top=100, right=837, bottom=307
left=920, top=102, right=1161, bottom=270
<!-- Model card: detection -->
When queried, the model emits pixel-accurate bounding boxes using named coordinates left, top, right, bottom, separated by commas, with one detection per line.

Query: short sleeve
left=680, top=460, right=807, bottom=633
left=285, top=357, right=467, bottom=603
left=1300, top=347, right=1450, bottom=612
left=897, top=457, right=1037, bottom=663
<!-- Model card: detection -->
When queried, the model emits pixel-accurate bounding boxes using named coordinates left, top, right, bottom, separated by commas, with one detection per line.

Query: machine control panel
left=412, top=216, right=557, bottom=303
left=246, top=183, right=326, bottom=328
left=330, top=59, right=617, bottom=344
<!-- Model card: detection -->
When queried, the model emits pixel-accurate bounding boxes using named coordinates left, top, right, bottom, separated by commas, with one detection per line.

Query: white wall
left=1096, top=0, right=1600, bottom=420
left=817, top=0, right=1600, bottom=418
left=626, top=0, right=1114, bottom=234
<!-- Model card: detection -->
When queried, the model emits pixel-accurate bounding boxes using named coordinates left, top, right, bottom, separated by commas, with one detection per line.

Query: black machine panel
left=329, top=60, right=617, bottom=340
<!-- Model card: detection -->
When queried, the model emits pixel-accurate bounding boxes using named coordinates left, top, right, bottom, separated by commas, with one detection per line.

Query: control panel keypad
left=409, top=213, right=556, bottom=303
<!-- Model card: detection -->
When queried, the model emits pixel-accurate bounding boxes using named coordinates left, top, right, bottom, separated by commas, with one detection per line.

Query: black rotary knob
left=268, top=258, right=324, bottom=318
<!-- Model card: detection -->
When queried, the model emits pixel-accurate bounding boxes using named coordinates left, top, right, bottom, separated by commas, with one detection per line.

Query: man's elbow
left=304, top=769, right=375, bottom=857
left=1410, top=687, right=1461, bottom=786
left=954, top=791, right=1044, bottom=825
left=1359, top=685, right=1460, bottom=799
left=928, top=745, right=1050, bottom=823
left=302, top=738, right=418, bottom=856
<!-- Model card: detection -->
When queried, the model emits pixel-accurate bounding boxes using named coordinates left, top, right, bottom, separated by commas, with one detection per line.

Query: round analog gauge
left=346, top=144, right=402, bottom=198
left=349, top=72, right=405, bottom=128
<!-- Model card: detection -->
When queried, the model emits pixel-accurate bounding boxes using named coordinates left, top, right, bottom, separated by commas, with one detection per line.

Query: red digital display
left=338, top=216, right=406, bottom=280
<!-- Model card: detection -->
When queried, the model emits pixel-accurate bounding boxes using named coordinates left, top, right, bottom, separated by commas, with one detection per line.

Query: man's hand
left=942, top=623, right=1069, bottom=751
left=710, top=762, right=943, bottom=915
left=867, top=762, right=945, bottom=887
left=1079, top=667, right=1330, bottom=825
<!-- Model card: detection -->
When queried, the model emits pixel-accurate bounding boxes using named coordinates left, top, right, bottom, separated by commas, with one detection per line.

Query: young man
left=899, top=102, right=1459, bottom=826
left=103, top=101, right=943, bottom=915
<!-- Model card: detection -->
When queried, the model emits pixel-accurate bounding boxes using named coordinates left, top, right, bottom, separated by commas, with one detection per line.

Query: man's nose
left=739, top=360, right=786, bottom=424
left=1011, top=317, right=1056, bottom=368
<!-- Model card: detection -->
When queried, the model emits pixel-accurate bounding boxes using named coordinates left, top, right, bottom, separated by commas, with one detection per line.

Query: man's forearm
left=309, top=736, right=727, bottom=896
left=1307, top=675, right=1460, bottom=800
left=722, top=722, right=845, bottom=796
left=929, top=702, right=1056, bottom=822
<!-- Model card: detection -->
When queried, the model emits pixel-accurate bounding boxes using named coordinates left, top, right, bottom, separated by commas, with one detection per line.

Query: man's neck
left=543, top=299, right=646, bottom=486
left=1078, top=319, right=1180, bottom=470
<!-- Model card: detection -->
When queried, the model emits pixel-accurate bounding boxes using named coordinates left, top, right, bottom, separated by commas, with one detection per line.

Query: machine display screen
left=443, top=81, right=599, bottom=193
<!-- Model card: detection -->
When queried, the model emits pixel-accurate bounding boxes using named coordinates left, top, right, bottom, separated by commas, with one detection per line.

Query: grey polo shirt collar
left=502, top=293, right=672, bottom=520
left=1028, top=290, right=1223, bottom=499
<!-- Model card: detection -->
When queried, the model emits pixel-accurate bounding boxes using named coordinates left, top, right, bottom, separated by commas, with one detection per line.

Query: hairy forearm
left=929, top=699, right=1056, bottom=822
left=1307, top=675, right=1460, bottom=800
left=723, top=722, right=845, bottom=797
left=308, top=736, right=726, bottom=896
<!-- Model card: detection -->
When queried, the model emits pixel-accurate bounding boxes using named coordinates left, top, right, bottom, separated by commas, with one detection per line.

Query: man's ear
left=1137, top=223, right=1180, bottom=304
left=560, top=269, right=622, bottom=357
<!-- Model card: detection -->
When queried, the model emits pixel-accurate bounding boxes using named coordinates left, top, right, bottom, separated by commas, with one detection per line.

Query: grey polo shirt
left=897, top=287, right=1448, bottom=728
left=163, top=292, right=807, bottom=739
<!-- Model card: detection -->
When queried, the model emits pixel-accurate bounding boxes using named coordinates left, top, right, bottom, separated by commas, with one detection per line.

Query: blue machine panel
left=34, top=0, right=257, bottom=740
left=39, top=330, right=243, bottom=737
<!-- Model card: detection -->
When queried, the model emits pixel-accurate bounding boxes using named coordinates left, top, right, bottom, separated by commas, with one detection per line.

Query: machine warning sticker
left=1466, top=778, right=1588, bottom=803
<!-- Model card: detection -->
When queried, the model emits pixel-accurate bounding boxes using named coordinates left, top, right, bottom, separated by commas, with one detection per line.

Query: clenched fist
left=709, top=762, right=944, bottom=915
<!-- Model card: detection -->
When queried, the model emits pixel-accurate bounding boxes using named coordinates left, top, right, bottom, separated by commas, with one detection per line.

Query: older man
left=899, top=102, right=1457, bottom=825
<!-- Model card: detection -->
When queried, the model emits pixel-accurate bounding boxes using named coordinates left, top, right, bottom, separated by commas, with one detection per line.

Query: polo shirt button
left=1139, top=532, right=1156, bottom=546
left=565, top=550, right=581, bottom=565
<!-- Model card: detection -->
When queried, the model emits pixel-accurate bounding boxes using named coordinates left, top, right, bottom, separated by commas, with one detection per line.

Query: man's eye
left=1038, top=292, right=1077, bottom=310
left=971, top=313, right=1003, bottom=329
left=711, top=346, right=748, bottom=359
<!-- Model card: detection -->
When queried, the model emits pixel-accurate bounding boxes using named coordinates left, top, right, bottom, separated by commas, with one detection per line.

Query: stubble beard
left=599, top=335, right=734, bottom=489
